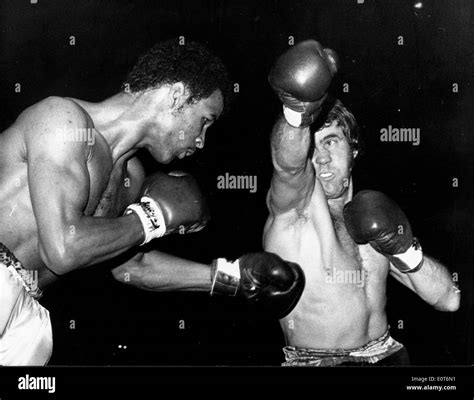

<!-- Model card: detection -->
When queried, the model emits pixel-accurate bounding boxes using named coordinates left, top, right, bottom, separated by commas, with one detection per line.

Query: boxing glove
left=210, top=252, right=305, bottom=318
left=125, top=170, right=209, bottom=245
left=343, top=190, right=423, bottom=273
left=268, top=39, right=339, bottom=128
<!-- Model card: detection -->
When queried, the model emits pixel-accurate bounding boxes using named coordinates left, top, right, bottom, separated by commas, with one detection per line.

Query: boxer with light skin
left=0, top=39, right=305, bottom=366
left=264, top=40, right=460, bottom=366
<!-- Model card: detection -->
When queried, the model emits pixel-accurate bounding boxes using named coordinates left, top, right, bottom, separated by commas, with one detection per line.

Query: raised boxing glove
left=343, top=190, right=423, bottom=273
left=268, top=39, right=339, bottom=127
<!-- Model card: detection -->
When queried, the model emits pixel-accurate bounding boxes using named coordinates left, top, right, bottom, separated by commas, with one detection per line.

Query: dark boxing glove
left=210, top=252, right=305, bottom=318
left=125, top=170, right=209, bottom=245
left=268, top=39, right=339, bottom=127
left=343, top=190, right=423, bottom=273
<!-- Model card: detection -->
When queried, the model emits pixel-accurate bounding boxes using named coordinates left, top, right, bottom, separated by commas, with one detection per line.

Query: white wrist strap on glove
left=283, top=106, right=304, bottom=128
left=392, top=238, right=424, bottom=273
left=210, top=258, right=241, bottom=296
left=125, top=196, right=166, bottom=245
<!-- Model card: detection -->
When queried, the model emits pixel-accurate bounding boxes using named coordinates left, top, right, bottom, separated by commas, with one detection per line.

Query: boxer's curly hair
left=311, top=99, right=362, bottom=158
left=123, top=38, right=233, bottom=115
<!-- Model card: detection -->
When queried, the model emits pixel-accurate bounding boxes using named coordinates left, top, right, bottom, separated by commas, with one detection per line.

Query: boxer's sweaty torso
left=263, top=182, right=391, bottom=350
left=0, top=97, right=144, bottom=288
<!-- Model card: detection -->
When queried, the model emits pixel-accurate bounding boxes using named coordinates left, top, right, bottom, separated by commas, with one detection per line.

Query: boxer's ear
left=168, top=82, right=187, bottom=110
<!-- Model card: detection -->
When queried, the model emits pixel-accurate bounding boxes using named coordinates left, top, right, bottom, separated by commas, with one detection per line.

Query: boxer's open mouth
left=319, top=172, right=334, bottom=180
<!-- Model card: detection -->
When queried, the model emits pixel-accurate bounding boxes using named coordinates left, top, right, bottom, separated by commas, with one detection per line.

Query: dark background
left=0, top=0, right=472, bottom=366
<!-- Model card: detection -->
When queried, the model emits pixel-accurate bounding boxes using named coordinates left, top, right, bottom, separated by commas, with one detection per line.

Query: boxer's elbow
left=111, top=254, right=147, bottom=288
left=38, top=237, right=77, bottom=275
left=111, top=264, right=136, bottom=285
left=443, top=292, right=460, bottom=312
left=432, top=290, right=461, bottom=312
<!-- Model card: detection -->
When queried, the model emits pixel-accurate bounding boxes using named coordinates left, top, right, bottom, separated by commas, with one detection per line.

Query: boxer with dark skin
left=0, top=40, right=227, bottom=288
left=0, top=39, right=305, bottom=365
left=263, top=40, right=461, bottom=366
left=0, top=40, right=227, bottom=366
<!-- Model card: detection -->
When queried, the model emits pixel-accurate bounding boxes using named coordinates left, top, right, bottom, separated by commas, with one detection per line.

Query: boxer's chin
left=146, top=146, right=170, bottom=164
left=321, top=179, right=347, bottom=200
left=160, top=151, right=176, bottom=164
left=152, top=155, right=172, bottom=164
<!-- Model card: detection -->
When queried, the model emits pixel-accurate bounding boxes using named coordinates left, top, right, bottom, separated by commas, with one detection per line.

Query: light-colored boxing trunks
left=0, top=243, right=52, bottom=365
left=282, top=330, right=404, bottom=366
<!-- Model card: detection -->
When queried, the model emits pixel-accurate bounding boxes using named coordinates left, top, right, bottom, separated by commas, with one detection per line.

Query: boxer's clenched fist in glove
left=343, top=190, right=423, bottom=273
left=125, top=170, right=209, bottom=245
left=268, top=39, right=339, bottom=128
left=210, top=252, right=305, bottom=318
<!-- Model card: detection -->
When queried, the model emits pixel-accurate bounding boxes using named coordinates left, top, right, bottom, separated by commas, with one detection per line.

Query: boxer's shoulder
left=17, top=96, right=89, bottom=131
left=17, top=97, right=96, bottom=162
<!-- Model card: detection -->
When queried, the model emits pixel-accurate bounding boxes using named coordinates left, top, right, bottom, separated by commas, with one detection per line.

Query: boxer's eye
left=202, top=117, right=214, bottom=127
left=324, top=138, right=338, bottom=148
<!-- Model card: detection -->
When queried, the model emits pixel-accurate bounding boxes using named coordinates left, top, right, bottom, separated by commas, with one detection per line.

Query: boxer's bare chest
left=84, top=137, right=143, bottom=218
left=86, top=156, right=131, bottom=218
left=265, top=207, right=389, bottom=311
left=303, top=212, right=387, bottom=299
left=266, top=211, right=389, bottom=348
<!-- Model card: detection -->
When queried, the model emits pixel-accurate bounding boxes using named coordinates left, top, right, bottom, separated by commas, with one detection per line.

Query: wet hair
left=123, top=38, right=233, bottom=115
left=311, top=98, right=362, bottom=156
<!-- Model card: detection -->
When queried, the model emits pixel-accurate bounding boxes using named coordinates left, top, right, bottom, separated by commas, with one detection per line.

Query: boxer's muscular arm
left=267, top=115, right=315, bottom=216
left=111, top=251, right=211, bottom=291
left=24, top=98, right=143, bottom=274
left=389, top=255, right=460, bottom=312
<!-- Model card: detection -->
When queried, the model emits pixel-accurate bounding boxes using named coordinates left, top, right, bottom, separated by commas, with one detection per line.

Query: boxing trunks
left=0, top=243, right=52, bottom=365
left=282, top=330, right=408, bottom=366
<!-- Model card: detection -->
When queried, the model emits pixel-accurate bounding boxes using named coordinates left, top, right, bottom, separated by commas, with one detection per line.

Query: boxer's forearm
left=39, top=213, right=144, bottom=275
left=271, top=114, right=311, bottom=173
left=390, top=254, right=460, bottom=312
left=267, top=115, right=316, bottom=214
left=111, top=251, right=212, bottom=292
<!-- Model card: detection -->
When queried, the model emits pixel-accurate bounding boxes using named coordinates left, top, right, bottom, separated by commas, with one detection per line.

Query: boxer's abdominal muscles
left=268, top=214, right=389, bottom=349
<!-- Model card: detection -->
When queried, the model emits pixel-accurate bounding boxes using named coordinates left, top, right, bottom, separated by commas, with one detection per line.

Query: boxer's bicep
left=24, top=101, right=90, bottom=262
left=267, top=159, right=315, bottom=215
left=28, top=149, right=89, bottom=265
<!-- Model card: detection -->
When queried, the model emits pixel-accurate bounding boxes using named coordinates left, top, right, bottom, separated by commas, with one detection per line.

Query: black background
left=0, top=0, right=472, bottom=367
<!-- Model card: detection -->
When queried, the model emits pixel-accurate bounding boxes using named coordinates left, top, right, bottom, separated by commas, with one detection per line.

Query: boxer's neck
left=71, top=90, right=169, bottom=162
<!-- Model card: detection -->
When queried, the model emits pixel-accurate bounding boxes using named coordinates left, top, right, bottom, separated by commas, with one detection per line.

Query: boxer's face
left=149, top=89, right=224, bottom=163
left=312, top=121, right=356, bottom=199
